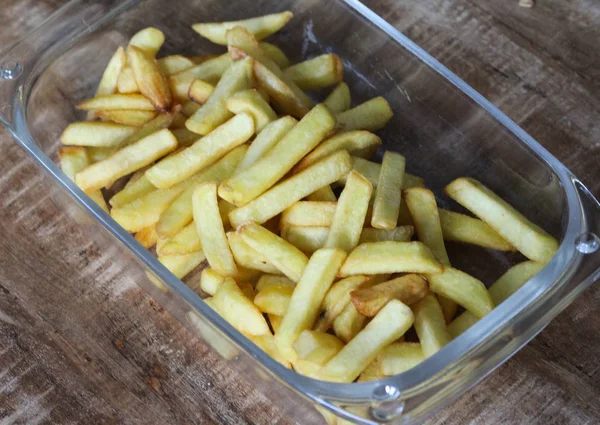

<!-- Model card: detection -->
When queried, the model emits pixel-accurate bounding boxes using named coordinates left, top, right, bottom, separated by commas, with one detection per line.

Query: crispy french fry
left=350, top=274, right=429, bottom=317
left=404, top=188, right=450, bottom=265
left=339, top=241, right=442, bottom=276
left=75, top=128, right=177, bottom=193
left=445, top=178, right=558, bottom=263
left=372, top=151, right=405, bottom=229
left=147, top=113, right=253, bottom=189
left=284, top=54, right=343, bottom=91
left=428, top=267, right=494, bottom=318
left=226, top=231, right=279, bottom=274
left=188, top=79, right=216, bottom=104
left=58, top=147, right=108, bottom=212
left=109, top=174, right=156, bottom=207
left=185, top=57, right=254, bottom=135
left=117, top=67, right=139, bottom=93
left=225, top=89, right=277, bottom=132
left=128, top=45, right=172, bottom=111
left=87, top=46, right=126, bottom=119
left=323, top=82, right=351, bottom=114
left=200, top=268, right=225, bottom=296
left=248, top=333, right=291, bottom=368
left=275, top=248, right=347, bottom=362
left=321, top=299, right=414, bottom=383
left=254, top=284, right=294, bottom=316
left=168, top=54, right=232, bottom=102
left=220, top=104, right=335, bottom=206
left=135, top=225, right=158, bottom=248
left=295, top=131, right=381, bottom=173
left=380, top=342, right=424, bottom=375
left=61, top=122, right=138, bottom=147
left=447, top=311, right=480, bottom=339
left=192, top=182, right=237, bottom=276
left=359, top=226, right=414, bottom=243
left=332, top=302, right=367, bottom=343
left=239, top=223, right=308, bottom=281
left=292, top=331, right=344, bottom=365
left=314, top=275, right=371, bottom=332
left=158, top=251, right=205, bottom=279
left=157, top=55, right=195, bottom=76
left=159, top=222, right=201, bottom=255
left=95, top=110, right=157, bottom=126
left=213, top=278, right=270, bottom=336
left=259, top=42, right=290, bottom=68
left=228, top=150, right=353, bottom=228
left=181, top=100, right=202, bottom=117
left=77, top=94, right=155, bottom=111
left=192, top=11, right=293, bottom=45
left=336, top=96, right=393, bottom=132
left=128, top=27, right=164, bottom=57
left=438, top=209, right=515, bottom=251
left=412, top=293, right=451, bottom=357
left=306, top=186, right=337, bottom=202
left=281, top=202, right=337, bottom=228
left=235, top=116, right=297, bottom=172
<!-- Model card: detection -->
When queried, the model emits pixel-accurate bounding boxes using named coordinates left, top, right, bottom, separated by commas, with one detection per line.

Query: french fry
left=323, top=82, right=351, bottom=114
left=438, top=295, right=458, bottom=324
left=325, top=171, right=372, bottom=252
left=135, top=225, right=158, bottom=249
left=159, top=222, right=201, bottom=255
left=87, top=146, right=117, bottom=162
left=171, top=128, right=200, bottom=147
left=58, top=147, right=108, bottom=212
left=357, top=354, right=386, bottom=382
left=259, top=42, right=290, bottom=68
left=226, top=231, right=280, bottom=274
left=158, top=251, right=205, bottom=279
left=336, top=97, right=393, bottom=132
left=332, top=302, right=367, bottom=343
left=339, top=241, right=442, bottom=276
left=237, top=281, right=256, bottom=300
left=438, top=209, right=515, bottom=251
left=225, top=89, right=277, bottom=132
left=200, top=268, right=225, bottom=296
left=294, top=131, right=381, bottom=173
left=412, top=293, right=452, bottom=357
left=192, top=182, right=237, bottom=276
left=358, top=226, right=414, bottom=243
left=128, top=45, right=172, bottom=111
left=292, top=331, right=344, bottom=365
left=255, top=275, right=294, bottom=293
left=192, top=11, right=293, bottom=45
left=116, top=112, right=176, bottom=149
left=168, top=54, right=232, bottom=102
left=188, top=79, right=216, bottom=104
left=445, top=177, right=558, bottom=263
left=213, top=278, right=270, bottom=336
left=157, top=55, right=195, bottom=76
left=155, top=145, right=247, bottom=239
left=61, top=122, right=138, bottom=147
left=109, top=174, right=156, bottom=207
left=281, top=202, right=337, bottom=228
left=77, top=93, right=155, bottom=111
left=372, top=151, right=405, bottom=229
left=248, top=334, right=291, bottom=368
left=428, top=268, right=494, bottom=318
left=181, top=100, right=202, bottom=117
left=147, top=113, right=254, bottom=189
left=87, top=46, right=126, bottom=119
left=350, top=274, right=429, bottom=317
left=235, top=116, right=297, bottom=172
left=220, top=104, right=335, bottom=206
left=239, top=223, right=308, bottom=281
left=228, top=150, right=353, bottom=228
left=447, top=311, right=480, bottom=339
left=489, top=260, right=544, bottom=306
left=117, top=67, right=139, bottom=94
left=321, top=299, right=414, bottom=383
left=380, top=342, right=424, bottom=375
left=95, top=110, right=157, bottom=126
left=268, top=314, right=283, bottom=334
left=275, top=248, right=347, bottom=362
left=306, top=186, right=337, bottom=202
left=284, top=54, right=343, bottom=91
left=314, top=275, right=371, bottom=332
left=75, top=128, right=177, bottom=193
left=128, top=27, right=165, bottom=57
left=254, top=283, right=294, bottom=316
left=336, top=157, right=424, bottom=189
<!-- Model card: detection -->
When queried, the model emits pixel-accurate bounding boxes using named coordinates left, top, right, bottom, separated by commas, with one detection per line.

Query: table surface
left=1, top=0, right=599, bottom=424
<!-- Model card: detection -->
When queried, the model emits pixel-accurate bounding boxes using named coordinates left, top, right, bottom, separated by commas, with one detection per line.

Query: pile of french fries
left=58, top=11, right=559, bottom=388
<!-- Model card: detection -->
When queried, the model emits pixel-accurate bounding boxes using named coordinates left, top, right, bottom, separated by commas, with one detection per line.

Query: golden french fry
left=87, top=46, right=126, bottom=119
left=116, top=112, right=175, bottom=149
left=281, top=201, right=337, bottom=228
left=235, top=116, right=297, bottom=172
left=117, top=67, right=139, bottom=93
left=168, top=54, right=232, bottom=102
left=220, top=104, right=335, bottom=206
left=350, top=274, right=429, bottom=317
left=109, top=173, right=156, bottom=207
left=428, top=267, right=494, bottom=318
left=447, top=311, right=480, bottom=339
left=248, top=333, right=291, bottom=368
left=275, top=248, right=347, bottom=362
left=314, top=275, right=372, bottom=332
left=213, top=278, right=270, bottom=336
left=58, top=147, right=108, bottom=212
left=254, top=284, right=294, bottom=316
left=284, top=54, right=343, bottom=91
left=325, top=171, right=372, bottom=252
left=412, top=293, right=451, bottom=357
left=372, top=151, right=405, bottom=229
left=156, top=146, right=247, bottom=238
left=76, top=128, right=177, bottom=193
left=77, top=94, right=155, bottom=111
left=158, top=251, right=205, bottom=280
left=404, top=187, right=450, bottom=265
left=281, top=225, right=328, bottom=254
left=237, top=281, right=256, bottom=300
left=336, top=157, right=424, bottom=189
left=239, top=223, right=308, bottom=281
left=226, top=231, right=280, bottom=274
left=157, top=55, right=195, bottom=76
left=128, top=27, right=164, bottom=57
left=95, top=109, right=157, bottom=126
left=380, top=342, right=424, bottom=375
left=321, top=299, right=414, bottom=383
left=147, top=113, right=253, bottom=189
left=185, top=57, right=254, bottom=135
left=323, top=82, right=351, bottom=114
left=192, top=182, right=237, bottom=276
left=340, top=241, right=442, bottom=276
left=255, top=275, right=295, bottom=292
left=61, top=122, right=138, bottom=147
left=438, top=209, right=515, bottom=251
left=225, top=89, right=277, bottom=132
left=359, top=226, right=414, bottom=243
left=188, top=79, right=216, bottom=104
left=192, top=11, right=293, bottom=45
left=445, top=177, right=558, bottom=263
left=332, top=301, right=367, bottom=343
left=306, top=185, right=337, bottom=202
left=292, top=331, right=344, bottom=365
left=295, top=131, right=381, bottom=173
left=259, top=42, right=290, bottom=68
left=128, top=45, right=172, bottom=111
left=228, top=150, right=353, bottom=228
left=159, top=222, right=201, bottom=255
left=336, top=97, right=393, bottom=132
left=135, top=225, right=158, bottom=248
left=181, top=100, right=202, bottom=117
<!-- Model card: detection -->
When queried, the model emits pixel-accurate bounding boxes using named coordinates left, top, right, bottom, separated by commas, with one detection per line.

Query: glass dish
left=1, top=0, right=599, bottom=423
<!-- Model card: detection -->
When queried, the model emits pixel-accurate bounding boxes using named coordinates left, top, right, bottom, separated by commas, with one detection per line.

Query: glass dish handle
left=570, top=178, right=600, bottom=284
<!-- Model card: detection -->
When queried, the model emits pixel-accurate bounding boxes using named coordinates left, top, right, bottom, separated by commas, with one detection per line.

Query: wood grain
left=1, top=0, right=599, bottom=424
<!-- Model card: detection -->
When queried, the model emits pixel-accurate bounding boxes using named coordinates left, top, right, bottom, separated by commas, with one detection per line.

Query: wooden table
left=1, top=1, right=599, bottom=424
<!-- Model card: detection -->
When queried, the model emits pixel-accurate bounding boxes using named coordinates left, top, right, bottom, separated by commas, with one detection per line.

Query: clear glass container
left=1, top=0, right=599, bottom=423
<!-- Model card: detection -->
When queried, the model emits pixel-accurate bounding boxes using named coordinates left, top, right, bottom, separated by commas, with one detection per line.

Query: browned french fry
left=128, top=45, right=172, bottom=111
left=135, top=225, right=158, bottom=249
